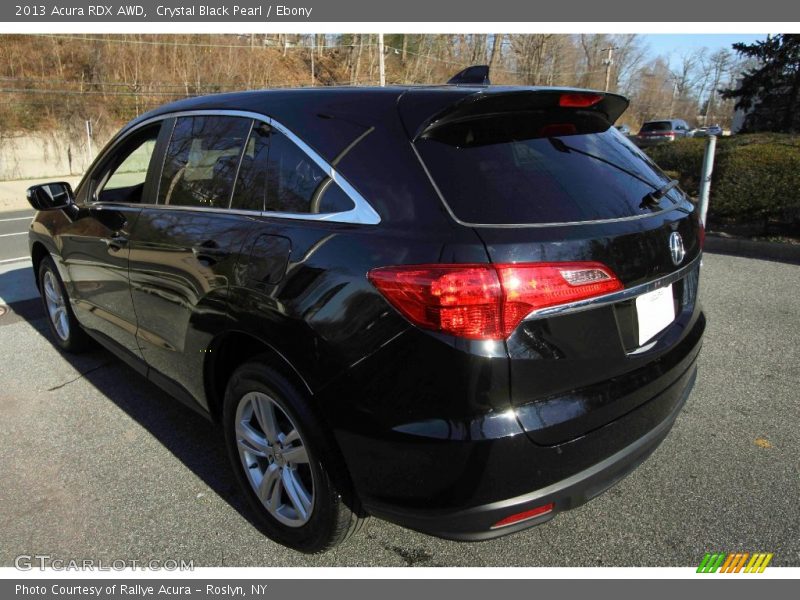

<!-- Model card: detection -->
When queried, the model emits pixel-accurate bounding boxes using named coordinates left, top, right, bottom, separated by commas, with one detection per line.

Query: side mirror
left=26, top=182, right=75, bottom=211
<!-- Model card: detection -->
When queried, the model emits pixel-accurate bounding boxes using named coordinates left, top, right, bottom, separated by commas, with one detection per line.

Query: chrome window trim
left=88, top=202, right=267, bottom=218
left=226, top=118, right=255, bottom=209
left=88, top=109, right=381, bottom=225
left=521, top=253, right=702, bottom=322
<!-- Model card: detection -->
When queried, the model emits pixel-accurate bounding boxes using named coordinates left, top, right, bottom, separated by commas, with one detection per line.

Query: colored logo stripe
left=697, top=552, right=773, bottom=573
left=721, top=553, right=749, bottom=573
left=745, top=553, right=773, bottom=573
left=719, top=553, right=736, bottom=572
left=697, top=553, right=726, bottom=573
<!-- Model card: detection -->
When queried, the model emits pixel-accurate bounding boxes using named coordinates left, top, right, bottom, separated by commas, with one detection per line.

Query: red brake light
left=559, top=93, right=604, bottom=108
left=539, top=123, right=578, bottom=137
left=368, top=262, right=622, bottom=340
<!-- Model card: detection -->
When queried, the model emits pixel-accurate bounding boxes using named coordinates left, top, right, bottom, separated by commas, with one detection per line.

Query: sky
left=641, top=34, right=767, bottom=67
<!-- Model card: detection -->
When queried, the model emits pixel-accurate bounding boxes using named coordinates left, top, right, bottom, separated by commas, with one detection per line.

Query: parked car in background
left=26, top=81, right=705, bottom=553
left=692, top=125, right=723, bottom=137
left=635, top=119, right=691, bottom=147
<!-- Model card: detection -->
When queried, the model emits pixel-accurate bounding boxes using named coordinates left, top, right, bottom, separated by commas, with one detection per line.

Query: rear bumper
left=322, top=303, right=704, bottom=542
left=362, top=367, right=696, bottom=541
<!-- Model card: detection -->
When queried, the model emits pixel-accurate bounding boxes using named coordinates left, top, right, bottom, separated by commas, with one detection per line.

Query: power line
left=35, top=34, right=379, bottom=51
left=384, top=44, right=608, bottom=79
left=0, top=76, right=246, bottom=90
left=0, top=78, right=389, bottom=100
left=9, top=36, right=609, bottom=88
left=0, top=88, right=199, bottom=97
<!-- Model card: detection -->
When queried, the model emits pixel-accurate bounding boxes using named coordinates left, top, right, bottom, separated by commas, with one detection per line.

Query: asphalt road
left=0, top=209, right=34, bottom=263
left=0, top=251, right=797, bottom=567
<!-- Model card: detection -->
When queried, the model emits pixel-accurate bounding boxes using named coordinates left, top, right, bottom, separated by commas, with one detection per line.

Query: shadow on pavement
left=0, top=264, right=265, bottom=535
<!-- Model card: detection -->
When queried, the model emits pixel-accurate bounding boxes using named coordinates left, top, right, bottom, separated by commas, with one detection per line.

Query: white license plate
left=635, top=284, right=675, bottom=346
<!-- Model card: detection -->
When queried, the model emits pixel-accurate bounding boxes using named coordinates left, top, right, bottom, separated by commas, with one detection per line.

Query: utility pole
left=310, top=36, right=315, bottom=87
left=378, top=33, right=386, bottom=87
left=698, top=134, right=717, bottom=226
left=601, top=46, right=618, bottom=92
left=85, top=119, right=93, bottom=167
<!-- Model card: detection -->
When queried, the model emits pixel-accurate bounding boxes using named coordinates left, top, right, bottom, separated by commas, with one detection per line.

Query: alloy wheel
left=235, top=391, right=315, bottom=527
left=43, top=269, right=69, bottom=341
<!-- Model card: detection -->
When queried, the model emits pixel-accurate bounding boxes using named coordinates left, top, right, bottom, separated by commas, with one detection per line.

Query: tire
left=38, top=255, right=90, bottom=352
left=222, top=359, right=366, bottom=553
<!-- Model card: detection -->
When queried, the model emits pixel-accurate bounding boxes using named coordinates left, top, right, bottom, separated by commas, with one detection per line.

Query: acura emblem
left=669, top=232, right=685, bottom=266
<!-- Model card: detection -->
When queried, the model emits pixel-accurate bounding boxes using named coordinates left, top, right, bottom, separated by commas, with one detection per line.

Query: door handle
left=101, top=235, right=128, bottom=250
left=192, top=246, right=227, bottom=256
left=192, top=241, right=228, bottom=265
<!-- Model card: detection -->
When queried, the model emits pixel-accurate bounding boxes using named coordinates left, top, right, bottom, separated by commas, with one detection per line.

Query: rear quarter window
left=231, top=124, right=355, bottom=215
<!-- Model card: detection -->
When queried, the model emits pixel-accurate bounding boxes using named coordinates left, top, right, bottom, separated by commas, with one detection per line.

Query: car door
left=58, top=121, right=167, bottom=369
left=225, top=118, right=364, bottom=389
left=127, top=114, right=258, bottom=406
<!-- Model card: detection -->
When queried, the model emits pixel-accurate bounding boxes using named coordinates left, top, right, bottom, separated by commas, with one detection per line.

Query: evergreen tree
left=722, top=34, right=800, bottom=133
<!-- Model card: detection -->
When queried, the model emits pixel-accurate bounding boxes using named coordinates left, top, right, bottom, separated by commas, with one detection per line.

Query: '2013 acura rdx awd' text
left=27, top=70, right=705, bottom=553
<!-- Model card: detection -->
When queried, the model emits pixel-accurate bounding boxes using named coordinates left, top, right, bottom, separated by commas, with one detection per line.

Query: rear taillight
left=368, top=262, right=622, bottom=340
left=641, top=131, right=675, bottom=138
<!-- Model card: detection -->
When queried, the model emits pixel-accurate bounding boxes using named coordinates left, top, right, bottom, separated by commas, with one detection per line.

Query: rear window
left=640, top=121, right=673, bottom=132
left=415, top=117, right=679, bottom=225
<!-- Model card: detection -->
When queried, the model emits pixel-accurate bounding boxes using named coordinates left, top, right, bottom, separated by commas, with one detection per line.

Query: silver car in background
left=635, top=119, right=691, bottom=147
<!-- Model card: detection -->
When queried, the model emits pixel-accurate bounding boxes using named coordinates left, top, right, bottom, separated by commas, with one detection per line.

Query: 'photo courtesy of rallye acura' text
left=26, top=65, right=705, bottom=553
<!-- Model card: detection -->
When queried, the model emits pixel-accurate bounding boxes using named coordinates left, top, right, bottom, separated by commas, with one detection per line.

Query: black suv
left=27, top=83, right=705, bottom=553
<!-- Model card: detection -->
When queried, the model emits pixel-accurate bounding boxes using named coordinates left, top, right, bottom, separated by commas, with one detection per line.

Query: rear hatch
left=638, top=120, right=677, bottom=140
left=401, top=88, right=703, bottom=445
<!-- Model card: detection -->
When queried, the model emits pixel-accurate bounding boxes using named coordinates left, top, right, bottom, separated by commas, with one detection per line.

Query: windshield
left=415, top=122, right=685, bottom=225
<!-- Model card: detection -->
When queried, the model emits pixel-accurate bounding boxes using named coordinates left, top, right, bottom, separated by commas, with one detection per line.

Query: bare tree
left=509, top=35, right=553, bottom=85
left=489, top=34, right=504, bottom=71
left=703, top=49, right=733, bottom=125
left=611, top=34, right=647, bottom=94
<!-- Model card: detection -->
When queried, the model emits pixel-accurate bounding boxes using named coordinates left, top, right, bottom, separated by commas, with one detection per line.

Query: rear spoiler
left=400, top=88, right=629, bottom=142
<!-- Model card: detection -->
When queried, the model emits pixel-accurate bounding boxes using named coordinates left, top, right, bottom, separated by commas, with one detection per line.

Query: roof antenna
left=447, top=65, right=490, bottom=86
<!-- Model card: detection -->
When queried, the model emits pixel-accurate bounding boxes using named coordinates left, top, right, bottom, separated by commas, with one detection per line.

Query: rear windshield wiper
left=640, top=179, right=679, bottom=208
left=548, top=137, right=679, bottom=207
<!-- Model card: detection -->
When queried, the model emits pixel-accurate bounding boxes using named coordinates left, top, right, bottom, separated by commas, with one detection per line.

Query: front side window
left=95, top=125, right=160, bottom=204
left=158, top=116, right=251, bottom=208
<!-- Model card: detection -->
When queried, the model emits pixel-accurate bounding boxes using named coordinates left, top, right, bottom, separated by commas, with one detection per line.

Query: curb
left=704, top=235, right=800, bottom=264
